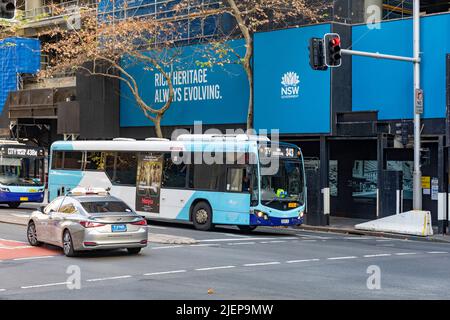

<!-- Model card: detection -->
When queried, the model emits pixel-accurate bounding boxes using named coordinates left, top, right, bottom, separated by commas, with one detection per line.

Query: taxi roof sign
left=68, top=187, right=110, bottom=196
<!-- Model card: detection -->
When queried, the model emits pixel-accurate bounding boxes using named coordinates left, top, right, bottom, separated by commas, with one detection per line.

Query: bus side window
left=106, top=152, right=137, bottom=186
left=52, top=151, right=63, bottom=169
left=85, top=152, right=104, bottom=171
left=162, top=154, right=187, bottom=188
left=226, top=168, right=244, bottom=192
left=63, top=151, right=83, bottom=170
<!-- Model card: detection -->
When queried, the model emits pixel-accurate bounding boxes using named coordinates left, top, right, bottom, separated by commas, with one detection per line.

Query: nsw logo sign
left=281, top=71, right=300, bottom=99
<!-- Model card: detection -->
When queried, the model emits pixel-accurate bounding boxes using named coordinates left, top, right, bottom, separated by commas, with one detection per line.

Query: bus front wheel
left=192, top=202, right=213, bottom=231
left=8, top=202, right=20, bottom=209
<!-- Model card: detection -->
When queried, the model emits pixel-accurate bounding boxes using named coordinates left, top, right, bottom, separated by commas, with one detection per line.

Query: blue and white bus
left=48, top=135, right=306, bottom=231
left=0, top=140, right=45, bottom=208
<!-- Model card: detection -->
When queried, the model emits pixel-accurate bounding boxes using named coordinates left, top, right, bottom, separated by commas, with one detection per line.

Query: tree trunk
left=245, top=62, right=254, bottom=131
left=154, top=115, right=163, bottom=138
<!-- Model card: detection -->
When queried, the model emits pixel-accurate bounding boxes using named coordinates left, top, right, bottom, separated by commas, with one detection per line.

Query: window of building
left=352, top=160, right=377, bottom=199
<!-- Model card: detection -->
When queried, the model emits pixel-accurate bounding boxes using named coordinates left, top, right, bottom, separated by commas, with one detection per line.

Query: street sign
left=415, top=88, right=424, bottom=114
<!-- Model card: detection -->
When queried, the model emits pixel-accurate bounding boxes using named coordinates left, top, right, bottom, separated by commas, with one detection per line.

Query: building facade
left=2, top=0, right=450, bottom=231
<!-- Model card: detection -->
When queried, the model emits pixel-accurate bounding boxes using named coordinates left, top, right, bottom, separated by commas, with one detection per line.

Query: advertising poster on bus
left=136, top=153, right=163, bottom=213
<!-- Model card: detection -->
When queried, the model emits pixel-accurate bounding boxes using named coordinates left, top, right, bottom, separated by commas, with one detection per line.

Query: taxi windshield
left=81, top=201, right=133, bottom=214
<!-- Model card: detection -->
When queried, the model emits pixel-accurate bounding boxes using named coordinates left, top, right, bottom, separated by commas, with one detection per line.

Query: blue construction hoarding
left=119, top=12, right=450, bottom=132
left=352, top=13, right=450, bottom=120
left=0, top=37, right=40, bottom=114
left=120, top=39, right=249, bottom=127
left=253, top=24, right=332, bottom=134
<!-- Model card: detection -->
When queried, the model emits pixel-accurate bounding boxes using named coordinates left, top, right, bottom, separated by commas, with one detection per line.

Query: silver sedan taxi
left=27, top=187, right=148, bottom=257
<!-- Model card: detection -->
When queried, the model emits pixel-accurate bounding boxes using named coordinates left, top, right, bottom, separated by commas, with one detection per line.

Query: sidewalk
left=0, top=207, right=197, bottom=245
left=298, top=216, right=450, bottom=243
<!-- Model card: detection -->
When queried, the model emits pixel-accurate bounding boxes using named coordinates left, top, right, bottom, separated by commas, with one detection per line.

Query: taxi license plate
left=20, top=197, right=28, bottom=201
left=112, top=224, right=127, bottom=232
left=281, top=219, right=290, bottom=224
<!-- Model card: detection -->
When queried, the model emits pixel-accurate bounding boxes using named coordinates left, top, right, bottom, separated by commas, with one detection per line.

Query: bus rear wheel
left=192, top=201, right=213, bottom=231
left=8, top=202, right=20, bottom=209
left=238, top=225, right=257, bottom=232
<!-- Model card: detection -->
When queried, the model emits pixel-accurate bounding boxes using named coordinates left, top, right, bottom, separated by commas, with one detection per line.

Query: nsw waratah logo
left=281, top=71, right=300, bottom=99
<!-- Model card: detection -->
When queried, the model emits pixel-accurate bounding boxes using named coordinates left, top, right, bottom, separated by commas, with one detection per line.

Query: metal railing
left=24, top=0, right=98, bottom=20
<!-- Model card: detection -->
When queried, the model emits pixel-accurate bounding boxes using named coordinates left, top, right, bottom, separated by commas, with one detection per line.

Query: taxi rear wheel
left=63, top=230, right=77, bottom=257
left=27, top=222, right=41, bottom=246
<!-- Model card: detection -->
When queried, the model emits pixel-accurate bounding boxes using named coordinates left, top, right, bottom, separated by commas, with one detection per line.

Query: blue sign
left=120, top=40, right=249, bottom=127
left=254, top=24, right=331, bottom=134
left=352, top=13, right=450, bottom=120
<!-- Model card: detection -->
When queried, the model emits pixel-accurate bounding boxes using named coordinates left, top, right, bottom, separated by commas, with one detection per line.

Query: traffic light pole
left=413, top=0, right=422, bottom=210
left=339, top=0, right=422, bottom=210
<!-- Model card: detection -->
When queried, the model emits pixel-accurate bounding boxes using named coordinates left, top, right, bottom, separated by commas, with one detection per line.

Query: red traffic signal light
left=324, top=33, right=342, bottom=67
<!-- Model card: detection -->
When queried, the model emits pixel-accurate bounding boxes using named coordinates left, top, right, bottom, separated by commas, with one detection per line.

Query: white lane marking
left=376, top=239, right=393, bottom=242
left=151, top=245, right=185, bottom=250
left=13, top=256, right=55, bottom=261
left=21, top=282, right=70, bottom=289
left=395, top=252, right=417, bottom=256
left=286, top=259, right=320, bottom=264
left=189, top=244, right=218, bottom=247
left=268, top=240, right=286, bottom=243
left=199, top=237, right=297, bottom=243
left=228, top=242, right=255, bottom=246
left=221, top=233, right=250, bottom=238
left=427, top=251, right=448, bottom=254
left=300, top=239, right=317, bottom=242
left=363, top=253, right=392, bottom=258
left=144, top=270, right=187, bottom=276
left=86, top=275, right=132, bottom=282
left=243, top=262, right=281, bottom=267
left=344, top=237, right=373, bottom=240
left=327, top=256, right=357, bottom=260
left=294, top=233, right=331, bottom=240
left=195, top=266, right=236, bottom=271
left=0, top=289, right=5, bottom=292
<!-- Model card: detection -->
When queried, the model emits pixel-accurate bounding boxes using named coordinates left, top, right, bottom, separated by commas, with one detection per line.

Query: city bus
left=48, top=134, right=306, bottom=231
left=0, top=140, right=45, bottom=208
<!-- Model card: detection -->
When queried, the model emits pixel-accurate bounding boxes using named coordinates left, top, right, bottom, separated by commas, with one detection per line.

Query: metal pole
left=341, top=49, right=418, bottom=63
left=413, top=0, right=422, bottom=210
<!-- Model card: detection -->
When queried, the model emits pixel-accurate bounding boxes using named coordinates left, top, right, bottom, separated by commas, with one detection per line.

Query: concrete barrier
left=355, top=210, right=433, bottom=236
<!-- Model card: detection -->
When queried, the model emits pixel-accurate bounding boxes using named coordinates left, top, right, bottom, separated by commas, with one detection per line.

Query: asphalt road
left=1, top=205, right=450, bottom=299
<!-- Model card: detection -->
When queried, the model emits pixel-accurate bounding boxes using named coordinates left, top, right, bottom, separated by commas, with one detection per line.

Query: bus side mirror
left=39, top=205, right=46, bottom=213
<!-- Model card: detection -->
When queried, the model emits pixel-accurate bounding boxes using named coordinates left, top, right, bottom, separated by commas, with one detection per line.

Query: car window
left=59, top=203, right=78, bottom=214
left=58, top=197, right=80, bottom=215
left=80, top=201, right=133, bottom=214
left=44, top=198, right=63, bottom=214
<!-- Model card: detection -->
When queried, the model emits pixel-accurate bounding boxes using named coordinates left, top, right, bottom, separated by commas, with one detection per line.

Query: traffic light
left=324, top=33, right=342, bottom=67
left=0, top=0, right=15, bottom=19
left=308, top=38, right=327, bottom=71
left=420, top=148, right=431, bottom=167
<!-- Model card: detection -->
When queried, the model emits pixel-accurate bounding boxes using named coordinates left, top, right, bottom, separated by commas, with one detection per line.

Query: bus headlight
left=253, top=210, right=269, bottom=220
left=0, top=187, right=10, bottom=192
left=299, top=211, right=304, bottom=218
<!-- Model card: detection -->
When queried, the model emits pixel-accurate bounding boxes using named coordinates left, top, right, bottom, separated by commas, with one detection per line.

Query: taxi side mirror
left=39, top=205, right=46, bottom=213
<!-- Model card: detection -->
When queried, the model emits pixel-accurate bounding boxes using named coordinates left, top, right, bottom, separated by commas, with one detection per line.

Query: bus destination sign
left=259, top=145, right=298, bottom=159
left=0, top=145, right=45, bottom=158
